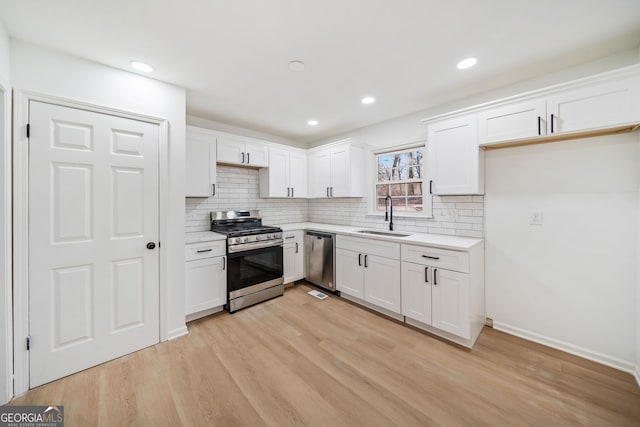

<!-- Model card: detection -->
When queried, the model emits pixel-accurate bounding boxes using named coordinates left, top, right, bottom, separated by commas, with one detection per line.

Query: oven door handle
left=227, top=239, right=284, bottom=254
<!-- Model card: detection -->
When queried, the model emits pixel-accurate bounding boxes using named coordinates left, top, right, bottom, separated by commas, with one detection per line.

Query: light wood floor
left=9, top=283, right=640, bottom=426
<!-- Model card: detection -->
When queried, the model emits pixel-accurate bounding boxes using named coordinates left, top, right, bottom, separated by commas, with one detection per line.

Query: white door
left=268, top=147, right=290, bottom=197
left=244, top=142, right=268, bottom=167
left=431, top=268, right=470, bottom=339
left=401, top=262, right=432, bottom=325
left=289, top=151, right=308, bottom=198
left=478, top=99, right=546, bottom=144
left=308, top=149, right=331, bottom=198
left=185, top=256, right=226, bottom=315
left=216, top=137, right=245, bottom=165
left=364, top=255, right=401, bottom=314
left=28, top=101, right=160, bottom=388
left=335, top=248, right=364, bottom=298
left=329, top=145, right=349, bottom=197
left=185, top=127, right=216, bottom=197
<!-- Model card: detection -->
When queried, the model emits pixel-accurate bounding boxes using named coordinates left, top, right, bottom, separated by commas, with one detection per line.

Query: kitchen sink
left=355, top=230, right=412, bottom=237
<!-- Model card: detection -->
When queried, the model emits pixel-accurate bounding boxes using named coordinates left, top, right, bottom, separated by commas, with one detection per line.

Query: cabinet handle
left=327, top=187, right=330, bottom=197
left=241, top=152, right=245, bottom=163
left=358, top=253, right=362, bottom=266
left=196, top=249, right=212, bottom=253
left=212, top=184, right=216, bottom=196
left=330, top=187, right=334, bottom=197
left=434, top=268, right=438, bottom=285
left=537, top=116, right=541, bottom=135
left=364, top=254, right=369, bottom=268
left=287, top=187, right=290, bottom=197
left=425, top=267, right=429, bottom=283
left=421, top=254, right=439, bottom=260
left=285, top=235, right=295, bottom=239
left=429, top=180, right=433, bottom=194
left=247, top=152, right=250, bottom=164
left=550, top=114, right=555, bottom=133
left=292, top=187, right=294, bottom=197
left=222, top=256, right=226, bottom=270
left=295, top=242, right=299, bottom=253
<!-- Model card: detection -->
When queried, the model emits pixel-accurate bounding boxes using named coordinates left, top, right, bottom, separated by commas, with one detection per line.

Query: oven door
left=227, top=244, right=283, bottom=295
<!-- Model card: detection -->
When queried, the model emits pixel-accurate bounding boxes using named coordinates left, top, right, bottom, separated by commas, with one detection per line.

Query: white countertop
left=185, top=231, right=227, bottom=244
left=278, top=222, right=483, bottom=251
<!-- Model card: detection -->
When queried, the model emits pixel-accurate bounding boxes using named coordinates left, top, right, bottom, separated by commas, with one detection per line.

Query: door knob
left=146, top=242, right=156, bottom=250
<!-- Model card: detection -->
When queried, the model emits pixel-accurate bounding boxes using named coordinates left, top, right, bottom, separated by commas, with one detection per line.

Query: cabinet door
left=185, top=128, right=216, bottom=197
left=185, top=256, right=227, bottom=315
left=364, top=255, right=401, bottom=314
left=266, top=147, right=290, bottom=197
left=427, top=114, right=483, bottom=195
left=478, top=99, right=546, bottom=145
left=329, top=145, right=350, bottom=197
left=401, top=262, right=432, bottom=325
left=217, top=137, right=245, bottom=165
left=293, top=231, right=305, bottom=280
left=336, top=248, right=364, bottom=298
left=283, top=242, right=296, bottom=283
left=289, top=150, right=308, bottom=198
left=245, top=142, right=269, bottom=167
left=431, top=268, right=470, bottom=339
left=308, top=149, right=332, bottom=198
left=547, top=77, right=640, bottom=135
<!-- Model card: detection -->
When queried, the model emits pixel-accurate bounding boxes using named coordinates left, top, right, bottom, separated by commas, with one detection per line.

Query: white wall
left=10, top=41, right=187, bottom=344
left=637, top=143, right=640, bottom=384
left=485, top=133, right=640, bottom=371
left=0, top=20, right=11, bottom=404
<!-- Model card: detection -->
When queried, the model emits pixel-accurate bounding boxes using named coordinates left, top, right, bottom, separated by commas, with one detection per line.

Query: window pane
left=392, top=199, right=408, bottom=212
left=378, top=168, right=392, bottom=182
left=376, top=184, right=389, bottom=196
left=407, top=196, right=423, bottom=212
left=376, top=197, right=387, bottom=211
left=390, top=183, right=405, bottom=196
left=408, top=182, right=422, bottom=196
left=378, top=154, right=394, bottom=169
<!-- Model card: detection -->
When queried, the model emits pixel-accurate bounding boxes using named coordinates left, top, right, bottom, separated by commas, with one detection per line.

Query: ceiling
left=1, top=1, right=640, bottom=144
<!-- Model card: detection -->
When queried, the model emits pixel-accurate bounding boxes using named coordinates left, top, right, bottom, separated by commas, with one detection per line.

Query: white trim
left=372, top=140, right=426, bottom=155
left=634, top=365, right=640, bottom=387
left=167, top=326, right=189, bottom=340
left=493, top=321, right=637, bottom=376
left=0, top=82, right=12, bottom=404
left=339, top=293, right=404, bottom=322
left=12, top=90, right=170, bottom=395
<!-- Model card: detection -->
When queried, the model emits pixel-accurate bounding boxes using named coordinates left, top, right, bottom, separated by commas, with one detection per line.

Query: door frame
left=12, top=90, right=170, bottom=395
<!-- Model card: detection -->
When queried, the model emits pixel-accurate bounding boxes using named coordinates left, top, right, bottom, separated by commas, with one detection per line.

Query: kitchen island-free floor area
left=10, top=283, right=640, bottom=426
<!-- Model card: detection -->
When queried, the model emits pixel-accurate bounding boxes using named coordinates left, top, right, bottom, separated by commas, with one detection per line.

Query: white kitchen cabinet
left=308, top=140, right=365, bottom=198
left=426, top=113, right=484, bottom=195
left=185, top=241, right=227, bottom=321
left=259, top=147, right=308, bottom=198
left=283, top=230, right=304, bottom=283
left=477, top=66, right=640, bottom=147
left=400, top=242, right=484, bottom=348
left=185, top=126, right=217, bottom=198
left=335, top=235, right=401, bottom=314
left=217, top=134, right=268, bottom=167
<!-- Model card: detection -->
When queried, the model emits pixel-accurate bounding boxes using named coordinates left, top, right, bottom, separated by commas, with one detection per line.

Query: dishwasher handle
left=306, top=231, right=334, bottom=240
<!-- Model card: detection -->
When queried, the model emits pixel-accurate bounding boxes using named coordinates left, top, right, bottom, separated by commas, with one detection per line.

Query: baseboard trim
left=634, top=365, right=640, bottom=387
left=493, top=321, right=636, bottom=375
left=166, top=325, right=189, bottom=341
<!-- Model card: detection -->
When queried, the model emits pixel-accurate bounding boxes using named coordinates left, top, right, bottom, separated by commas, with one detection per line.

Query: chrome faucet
left=384, top=195, right=393, bottom=231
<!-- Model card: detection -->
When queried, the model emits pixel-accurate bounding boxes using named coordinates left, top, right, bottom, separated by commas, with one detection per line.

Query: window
left=376, top=148, right=425, bottom=213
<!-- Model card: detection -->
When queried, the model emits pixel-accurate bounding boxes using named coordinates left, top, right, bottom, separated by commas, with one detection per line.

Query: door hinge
left=26, top=336, right=31, bottom=351
left=26, top=123, right=30, bottom=138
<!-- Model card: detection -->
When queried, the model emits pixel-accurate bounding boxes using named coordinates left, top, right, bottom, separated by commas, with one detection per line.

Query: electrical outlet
left=529, top=210, right=543, bottom=225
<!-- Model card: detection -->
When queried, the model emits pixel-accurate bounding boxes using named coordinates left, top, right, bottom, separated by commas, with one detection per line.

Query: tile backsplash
left=185, top=165, right=483, bottom=238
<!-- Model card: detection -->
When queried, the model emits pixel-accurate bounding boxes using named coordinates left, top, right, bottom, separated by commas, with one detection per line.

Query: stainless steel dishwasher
left=305, top=231, right=335, bottom=292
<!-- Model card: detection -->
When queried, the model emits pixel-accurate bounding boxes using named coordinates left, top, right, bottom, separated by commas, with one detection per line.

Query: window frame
left=368, top=143, right=433, bottom=219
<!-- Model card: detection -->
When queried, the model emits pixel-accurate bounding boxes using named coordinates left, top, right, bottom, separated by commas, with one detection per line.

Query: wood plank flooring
left=8, top=283, right=640, bottom=426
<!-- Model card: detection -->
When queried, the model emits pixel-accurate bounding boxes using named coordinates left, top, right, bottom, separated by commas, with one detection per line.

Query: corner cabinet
left=308, top=140, right=365, bottom=198
left=185, top=240, right=227, bottom=321
left=259, top=146, right=308, bottom=198
left=185, top=126, right=217, bottom=198
left=401, top=242, right=484, bottom=348
left=425, top=113, right=484, bottom=195
left=217, top=134, right=268, bottom=167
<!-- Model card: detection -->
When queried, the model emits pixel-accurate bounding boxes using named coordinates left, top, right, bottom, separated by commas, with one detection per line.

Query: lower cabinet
left=185, top=241, right=227, bottom=320
left=336, top=236, right=401, bottom=314
left=283, top=230, right=304, bottom=283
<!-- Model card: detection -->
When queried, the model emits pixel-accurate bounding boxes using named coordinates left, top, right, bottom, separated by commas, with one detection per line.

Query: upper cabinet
left=217, top=134, right=269, bottom=167
left=185, top=126, right=217, bottom=198
left=308, top=140, right=365, bottom=198
left=477, top=66, right=640, bottom=147
left=425, top=114, right=484, bottom=195
left=259, top=146, right=308, bottom=198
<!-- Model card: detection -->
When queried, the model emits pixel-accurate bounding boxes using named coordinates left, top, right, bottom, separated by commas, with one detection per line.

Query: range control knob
left=255, top=235, right=262, bottom=241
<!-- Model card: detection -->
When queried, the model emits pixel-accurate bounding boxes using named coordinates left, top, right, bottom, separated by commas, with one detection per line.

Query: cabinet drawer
left=401, top=244, right=468, bottom=273
left=336, top=235, right=400, bottom=259
left=185, top=241, right=226, bottom=261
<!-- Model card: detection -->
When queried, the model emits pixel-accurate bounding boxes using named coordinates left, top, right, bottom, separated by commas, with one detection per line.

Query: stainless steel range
left=210, top=210, right=284, bottom=312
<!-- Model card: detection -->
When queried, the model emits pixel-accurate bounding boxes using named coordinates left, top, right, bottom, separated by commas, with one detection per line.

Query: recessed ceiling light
left=361, top=96, right=375, bottom=105
left=307, top=120, right=318, bottom=126
left=456, top=57, right=477, bottom=70
left=289, top=61, right=305, bottom=72
left=130, top=61, right=153, bottom=73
